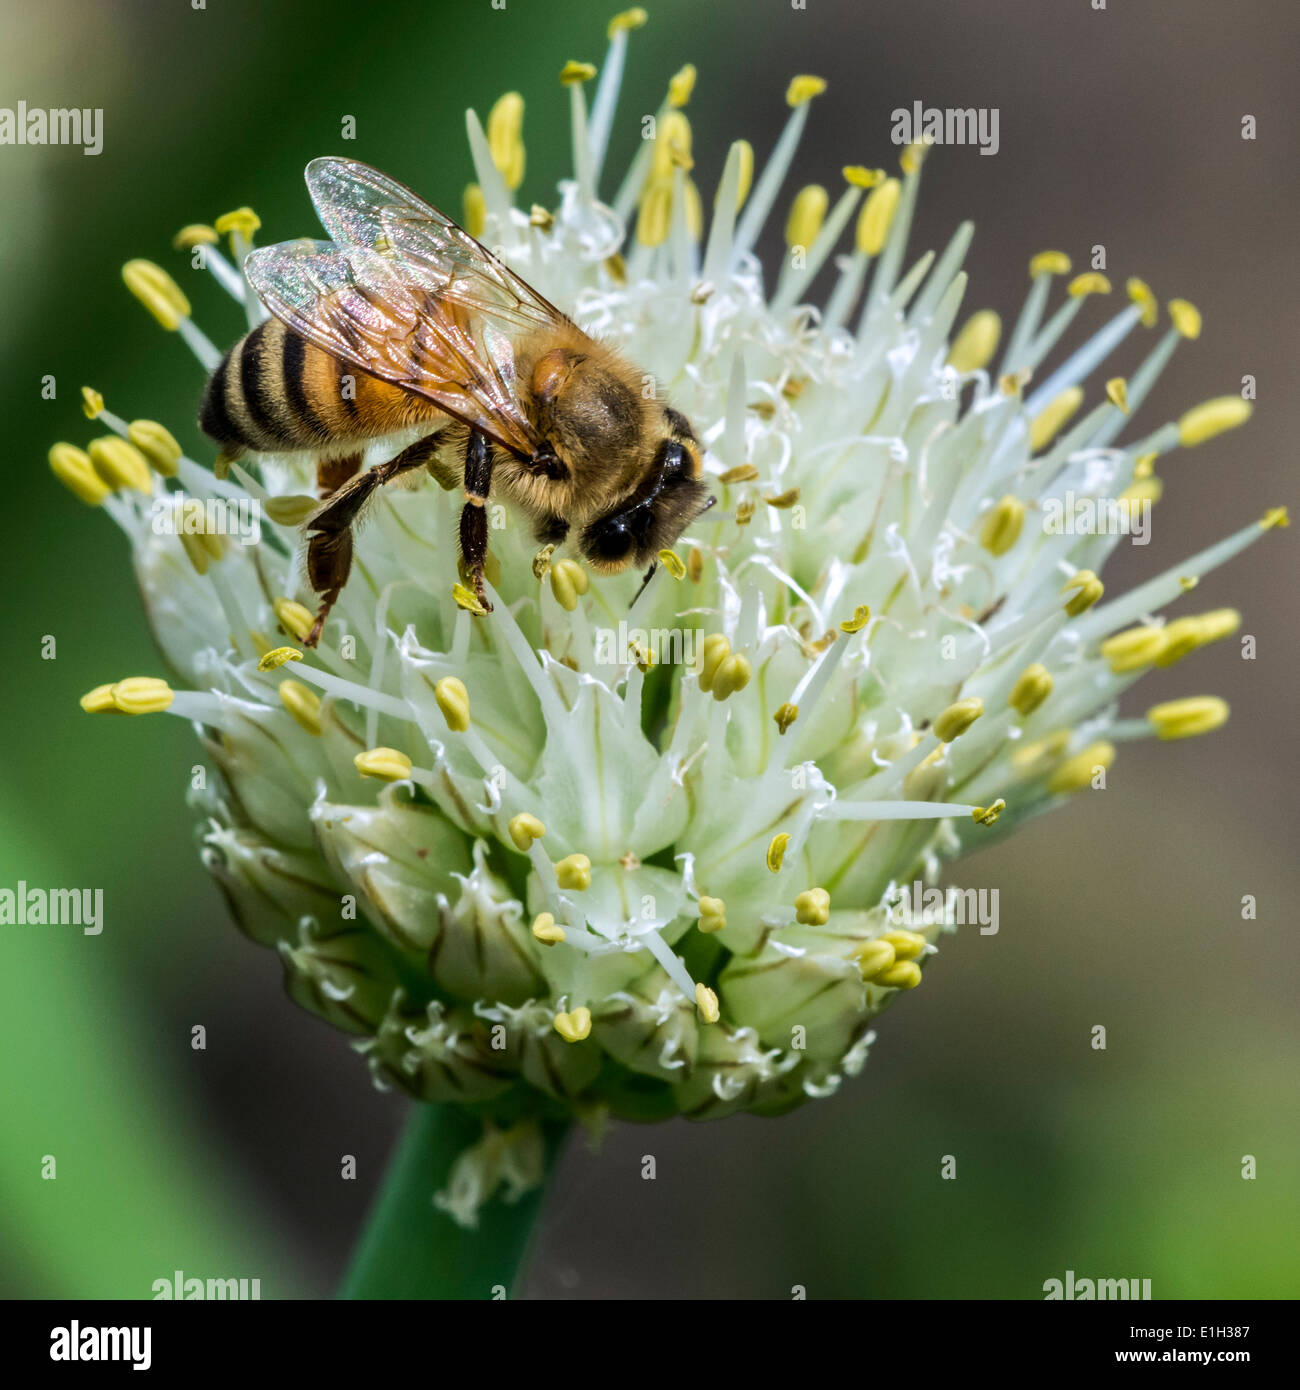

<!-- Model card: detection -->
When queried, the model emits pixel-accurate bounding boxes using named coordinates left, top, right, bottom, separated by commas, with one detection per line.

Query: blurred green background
left=2, top=0, right=1296, bottom=1298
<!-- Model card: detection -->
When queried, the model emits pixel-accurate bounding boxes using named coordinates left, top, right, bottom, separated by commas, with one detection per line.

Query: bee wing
left=243, top=158, right=570, bottom=458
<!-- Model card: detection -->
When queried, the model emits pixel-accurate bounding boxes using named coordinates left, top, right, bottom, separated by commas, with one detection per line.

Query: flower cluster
left=55, top=10, right=1282, bottom=1222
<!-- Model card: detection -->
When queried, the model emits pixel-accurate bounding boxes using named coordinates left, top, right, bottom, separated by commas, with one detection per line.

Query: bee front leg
left=458, top=429, right=495, bottom=614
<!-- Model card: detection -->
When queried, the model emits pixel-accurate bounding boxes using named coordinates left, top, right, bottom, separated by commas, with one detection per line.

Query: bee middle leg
left=316, top=450, right=364, bottom=500
left=301, top=430, right=445, bottom=647
left=457, top=429, right=495, bottom=614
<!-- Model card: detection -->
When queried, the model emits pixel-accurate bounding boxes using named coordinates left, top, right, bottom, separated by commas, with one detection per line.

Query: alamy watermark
left=891, top=102, right=999, bottom=157
left=889, top=881, right=999, bottom=935
left=1, top=881, right=102, bottom=935
left=593, top=621, right=700, bottom=668
left=0, top=103, right=102, bottom=156
left=152, top=492, right=262, bottom=545
left=1043, top=492, right=1151, bottom=545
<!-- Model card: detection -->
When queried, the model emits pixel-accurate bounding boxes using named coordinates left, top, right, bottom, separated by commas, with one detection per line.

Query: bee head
left=579, top=411, right=713, bottom=573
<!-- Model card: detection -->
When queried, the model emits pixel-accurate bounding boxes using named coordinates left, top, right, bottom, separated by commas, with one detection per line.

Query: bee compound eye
left=589, top=516, right=634, bottom=565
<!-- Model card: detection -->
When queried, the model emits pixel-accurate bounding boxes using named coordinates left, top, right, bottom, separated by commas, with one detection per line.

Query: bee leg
left=458, top=429, right=495, bottom=614
left=300, top=431, right=446, bottom=646
left=316, top=450, right=364, bottom=500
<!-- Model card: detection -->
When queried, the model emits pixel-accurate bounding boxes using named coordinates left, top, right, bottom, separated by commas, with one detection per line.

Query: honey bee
left=199, top=157, right=714, bottom=646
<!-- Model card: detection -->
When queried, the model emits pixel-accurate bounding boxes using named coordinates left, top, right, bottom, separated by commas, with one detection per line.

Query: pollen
left=1259, top=506, right=1289, bottom=530
left=766, top=833, right=791, bottom=874
left=553, top=1007, right=592, bottom=1042
left=1029, top=250, right=1071, bottom=278
left=555, top=854, right=592, bottom=891
left=273, top=598, right=315, bottom=644
left=947, top=310, right=1002, bottom=373
left=1047, top=741, right=1115, bottom=795
left=1100, top=624, right=1167, bottom=674
left=1061, top=569, right=1104, bottom=616
left=840, top=602, right=872, bottom=633
left=785, top=184, right=829, bottom=250
left=794, top=887, right=831, bottom=925
left=657, top=548, right=687, bottom=579
left=698, top=896, right=727, bottom=933
left=882, top=929, right=926, bottom=961
left=857, top=177, right=901, bottom=256
left=122, top=259, right=191, bottom=330
left=843, top=165, right=885, bottom=188
left=877, top=961, right=923, bottom=990
left=727, top=140, right=754, bottom=211
left=718, top=463, right=759, bottom=484
left=786, top=75, right=827, bottom=107
left=354, top=747, right=413, bottom=781
left=979, top=494, right=1025, bottom=555
left=608, top=6, right=648, bottom=37
left=1168, top=298, right=1202, bottom=340
left=49, top=443, right=109, bottom=506
left=434, top=676, right=471, bottom=732
left=1067, top=272, right=1111, bottom=297
left=1009, top=663, right=1053, bottom=716
left=1146, top=696, right=1229, bottom=741
left=697, top=633, right=731, bottom=691
left=127, top=420, right=182, bottom=477
left=214, top=207, right=261, bottom=239
left=462, top=183, right=486, bottom=239
left=109, top=676, right=174, bottom=715
left=78, top=683, right=117, bottom=714
left=667, top=63, right=696, bottom=108
left=853, top=939, right=897, bottom=981
left=172, top=223, right=218, bottom=250
left=560, top=60, right=597, bottom=86
left=487, top=91, right=526, bottom=191
left=774, top=702, right=799, bottom=735
left=549, top=558, right=589, bottom=611
left=531, top=912, right=565, bottom=946
left=451, top=582, right=489, bottom=616
left=509, top=813, right=547, bottom=851
left=710, top=653, right=752, bottom=701
left=1133, top=451, right=1158, bottom=479
left=1030, top=387, right=1084, bottom=452
left=279, top=679, right=322, bottom=736
left=695, top=983, right=720, bottom=1024
left=1126, top=277, right=1159, bottom=328
left=972, top=799, right=1005, bottom=826
left=265, top=495, right=320, bottom=526
left=899, top=139, right=930, bottom=175
left=88, top=436, right=152, bottom=494
left=1106, top=377, right=1130, bottom=413
left=257, top=646, right=302, bottom=672
left=934, top=697, right=984, bottom=742
left=1177, top=396, right=1252, bottom=447
left=81, top=386, right=104, bottom=419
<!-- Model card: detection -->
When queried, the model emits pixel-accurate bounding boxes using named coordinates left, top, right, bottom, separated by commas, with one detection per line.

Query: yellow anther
left=1029, top=250, right=1071, bottom=278
left=785, top=184, right=828, bottom=249
left=718, top=463, right=759, bottom=484
left=214, top=207, right=260, bottom=238
left=656, top=548, right=686, bottom=580
left=1068, top=272, right=1111, bottom=297
left=451, top=582, right=488, bottom=615
left=979, top=494, right=1025, bottom=555
left=687, top=546, right=704, bottom=583
left=278, top=679, right=322, bottom=736
left=172, top=223, right=218, bottom=250
left=81, top=385, right=103, bottom=419
left=899, top=139, right=930, bottom=175
left=49, top=443, right=109, bottom=506
left=109, top=676, right=174, bottom=715
left=1126, top=277, right=1159, bottom=328
left=263, top=494, right=319, bottom=526
left=636, top=177, right=673, bottom=247
left=725, top=140, right=754, bottom=212
left=122, top=259, right=191, bottom=330
left=1177, top=396, right=1252, bottom=447
left=1133, top=451, right=1158, bottom=479
left=508, top=812, right=546, bottom=851
left=1191, top=608, right=1242, bottom=645
left=531, top=912, right=565, bottom=946
left=560, top=60, right=597, bottom=85
left=549, top=558, right=589, bottom=611
left=934, top=696, right=984, bottom=742
left=877, top=960, right=923, bottom=989
left=853, top=939, right=897, bottom=981
left=1259, top=506, right=1289, bottom=530
left=79, top=683, right=117, bottom=714
left=1100, top=624, right=1167, bottom=674
left=555, top=853, right=592, bottom=891
left=999, top=368, right=1032, bottom=397
left=553, top=1007, right=592, bottom=1042
left=1009, top=663, right=1053, bottom=716
left=794, top=887, right=831, bottom=926
left=1061, top=569, right=1104, bottom=617
left=630, top=641, right=655, bottom=673
left=971, top=799, right=1005, bottom=826
left=1146, top=696, right=1229, bottom=741
left=1012, top=729, right=1072, bottom=772
left=1106, top=377, right=1130, bottom=413
left=1030, top=386, right=1085, bottom=452
left=487, top=91, right=525, bottom=191
left=1119, top=477, right=1162, bottom=506
left=273, top=597, right=315, bottom=644
left=126, top=420, right=182, bottom=477
left=698, top=633, right=731, bottom=691
left=766, top=832, right=791, bottom=874
left=697, top=895, right=726, bottom=933
left=1179, top=576, right=1198, bottom=591
left=650, top=111, right=693, bottom=179
left=462, top=183, right=486, bottom=240
left=354, top=747, right=413, bottom=781
left=843, top=165, right=884, bottom=188
left=1169, top=298, right=1202, bottom=340
left=774, top=702, right=799, bottom=735
left=840, top=603, right=872, bottom=634
left=1152, top=617, right=1205, bottom=668
left=947, top=310, right=1002, bottom=374
left=856, top=177, right=900, bottom=256
left=87, top=436, right=152, bottom=494
left=257, top=646, right=302, bottom=672
left=710, top=653, right=752, bottom=701
left=882, top=929, right=926, bottom=961
left=786, top=75, right=827, bottom=107
left=694, top=982, right=720, bottom=1024
left=608, top=6, right=648, bottom=37
left=1047, top=740, right=1115, bottom=795
left=434, top=675, right=471, bottom=732
left=667, top=62, right=696, bottom=108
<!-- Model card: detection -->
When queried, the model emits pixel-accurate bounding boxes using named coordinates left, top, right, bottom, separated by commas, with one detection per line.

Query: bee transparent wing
left=243, top=236, right=544, bottom=458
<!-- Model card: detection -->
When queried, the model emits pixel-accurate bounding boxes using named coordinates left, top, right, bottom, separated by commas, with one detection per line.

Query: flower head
left=57, top=14, right=1282, bottom=1224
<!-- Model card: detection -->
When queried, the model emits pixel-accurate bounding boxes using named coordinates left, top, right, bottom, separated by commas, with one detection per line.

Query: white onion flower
left=55, top=10, right=1284, bottom=1227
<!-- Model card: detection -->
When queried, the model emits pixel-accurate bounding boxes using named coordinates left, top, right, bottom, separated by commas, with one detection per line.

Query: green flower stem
left=340, top=1104, right=567, bottom=1300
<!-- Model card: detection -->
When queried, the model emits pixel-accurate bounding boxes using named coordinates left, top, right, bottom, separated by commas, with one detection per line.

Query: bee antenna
left=697, top=494, right=718, bottom=519
left=630, top=561, right=658, bottom=609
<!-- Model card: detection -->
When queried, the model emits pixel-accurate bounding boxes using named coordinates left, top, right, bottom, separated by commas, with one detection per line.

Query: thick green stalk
left=340, top=1104, right=567, bottom=1300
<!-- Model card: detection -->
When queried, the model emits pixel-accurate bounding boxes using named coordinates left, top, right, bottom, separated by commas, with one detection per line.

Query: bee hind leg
left=457, top=429, right=495, bottom=613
